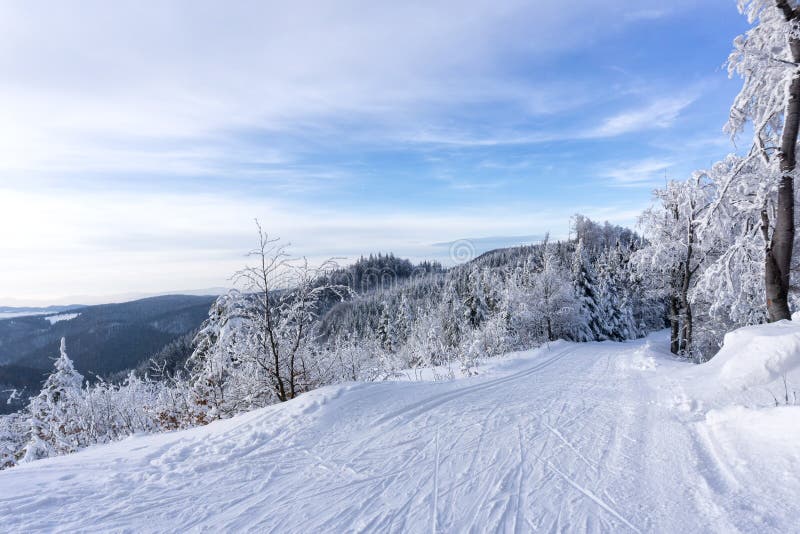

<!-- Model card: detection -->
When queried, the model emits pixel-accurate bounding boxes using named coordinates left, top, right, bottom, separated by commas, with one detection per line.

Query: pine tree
left=571, top=238, right=604, bottom=341
left=20, top=338, right=84, bottom=463
left=464, top=268, right=488, bottom=329
left=596, top=247, right=627, bottom=341
left=440, top=281, right=467, bottom=352
left=395, top=294, right=413, bottom=346
left=377, top=301, right=395, bottom=352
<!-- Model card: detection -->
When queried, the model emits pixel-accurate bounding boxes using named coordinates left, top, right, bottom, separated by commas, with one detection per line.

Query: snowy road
left=1, top=333, right=798, bottom=532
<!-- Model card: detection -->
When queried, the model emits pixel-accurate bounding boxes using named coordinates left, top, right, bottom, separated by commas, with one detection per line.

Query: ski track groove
left=371, top=345, right=579, bottom=428
left=545, top=460, right=642, bottom=533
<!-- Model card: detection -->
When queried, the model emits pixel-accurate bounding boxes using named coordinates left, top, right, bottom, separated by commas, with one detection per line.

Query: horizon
left=1, top=1, right=748, bottom=303
left=0, top=232, right=550, bottom=307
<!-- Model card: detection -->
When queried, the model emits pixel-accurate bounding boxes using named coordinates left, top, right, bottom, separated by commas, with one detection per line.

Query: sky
left=0, top=0, right=751, bottom=305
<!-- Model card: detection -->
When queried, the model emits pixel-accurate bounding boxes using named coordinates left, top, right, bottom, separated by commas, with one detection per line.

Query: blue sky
left=0, top=0, right=750, bottom=304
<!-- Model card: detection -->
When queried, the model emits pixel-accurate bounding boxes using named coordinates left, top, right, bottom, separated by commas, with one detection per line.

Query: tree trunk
left=681, top=302, right=692, bottom=355
left=679, top=220, right=695, bottom=353
left=767, top=1, right=800, bottom=322
left=669, top=296, right=680, bottom=355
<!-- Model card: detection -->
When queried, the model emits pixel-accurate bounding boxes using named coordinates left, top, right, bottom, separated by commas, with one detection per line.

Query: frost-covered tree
left=571, top=238, right=604, bottom=341
left=324, top=332, right=389, bottom=382
left=636, top=178, right=711, bottom=355
left=185, top=291, right=249, bottom=421
left=395, top=293, right=413, bottom=346
left=186, top=222, right=350, bottom=413
left=20, top=338, right=84, bottom=462
left=377, top=301, right=396, bottom=352
left=233, top=224, right=344, bottom=401
left=687, top=156, right=770, bottom=355
left=528, top=243, right=578, bottom=341
left=595, top=247, right=627, bottom=341
left=439, top=280, right=468, bottom=356
left=724, top=0, right=800, bottom=321
left=0, top=413, right=25, bottom=469
left=464, top=268, right=489, bottom=329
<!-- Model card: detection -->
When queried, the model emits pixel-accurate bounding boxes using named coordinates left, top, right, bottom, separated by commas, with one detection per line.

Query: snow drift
left=712, top=320, right=800, bottom=390
left=673, top=320, right=800, bottom=409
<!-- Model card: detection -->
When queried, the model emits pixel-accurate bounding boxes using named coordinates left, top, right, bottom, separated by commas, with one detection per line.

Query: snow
left=0, top=311, right=49, bottom=321
left=0, top=330, right=798, bottom=532
left=43, top=313, right=80, bottom=325
left=713, top=320, right=800, bottom=389
left=671, top=320, right=800, bottom=407
left=695, top=405, right=800, bottom=527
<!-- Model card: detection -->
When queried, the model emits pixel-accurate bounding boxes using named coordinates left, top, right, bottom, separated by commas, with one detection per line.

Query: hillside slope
left=0, top=295, right=216, bottom=413
left=0, top=331, right=798, bottom=532
left=0, top=295, right=216, bottom=372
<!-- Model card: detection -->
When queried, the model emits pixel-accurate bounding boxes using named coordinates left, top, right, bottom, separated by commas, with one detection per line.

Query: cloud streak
left=600, top=158, right=674, bottom=187
left=588, top=96, right=697, bottom=138
left=0, top=1, right=706, bottom=177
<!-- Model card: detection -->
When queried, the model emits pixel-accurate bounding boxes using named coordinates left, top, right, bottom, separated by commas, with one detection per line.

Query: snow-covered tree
left=439, top=280, right=468, bottom=354
left=723, top=0, right=800, bottom=321
left=636, top=177, right=711, bottom=355
left=528, top=243, right=578, bottom=341
left=185, top=291, right=247, bottom=421
left=691, top=156, right=771, bottom=355
left=377, top=301, right=396, bottom=352
left=20, top=338, right=84, bottom=462
left=0, top=413, right=25, bottom=469
left=571, top=238, right=603, bottom=341
left=463, top=268, right=489, bottom=329
left=395, top=293, right=413, bottom=346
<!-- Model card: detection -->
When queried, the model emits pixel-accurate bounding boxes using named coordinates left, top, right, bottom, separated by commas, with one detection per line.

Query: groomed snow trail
left=0, top=334, right=797, bottom=533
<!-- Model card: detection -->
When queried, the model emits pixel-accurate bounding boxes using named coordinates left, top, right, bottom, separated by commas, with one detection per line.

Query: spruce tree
left=20, top=338, right=84, bottom=463
left=571, top=238, right=604, bottom=341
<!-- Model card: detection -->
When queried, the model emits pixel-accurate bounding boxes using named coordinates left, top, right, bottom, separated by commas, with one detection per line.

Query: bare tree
left=234, top=221, right=349, bottom=401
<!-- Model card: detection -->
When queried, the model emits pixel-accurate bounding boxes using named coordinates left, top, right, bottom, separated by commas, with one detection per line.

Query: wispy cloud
left=600, top=158, right=674, bottom=187
left=0, top=1, right=705, bottom=177
left=588, top=96, right=697, bottom=138
left=623, top=9, right=670, bottom=22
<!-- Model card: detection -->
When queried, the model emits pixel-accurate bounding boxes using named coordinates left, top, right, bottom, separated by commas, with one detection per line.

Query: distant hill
left=0, top=304, right=85, bottom=321
left=0, top=295, right=216, bottom=412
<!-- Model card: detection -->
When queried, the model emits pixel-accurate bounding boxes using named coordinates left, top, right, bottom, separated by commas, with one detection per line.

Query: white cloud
left=600, top=158, right=674, bottom=187
left=589, top=96, right=696, bottom=138
left=0, top=0, right=696, bottom=176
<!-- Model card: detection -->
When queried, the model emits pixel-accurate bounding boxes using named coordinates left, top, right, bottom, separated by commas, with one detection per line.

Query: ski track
left=0, top=335, right=797, bottom=533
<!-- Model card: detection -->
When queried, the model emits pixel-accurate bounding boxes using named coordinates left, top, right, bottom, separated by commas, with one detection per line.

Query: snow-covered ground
left=1, top=328, right=799, bottom=533
left=43, top=313, right=80, bottom=325
left=0, top=311, right=49, bottom=321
